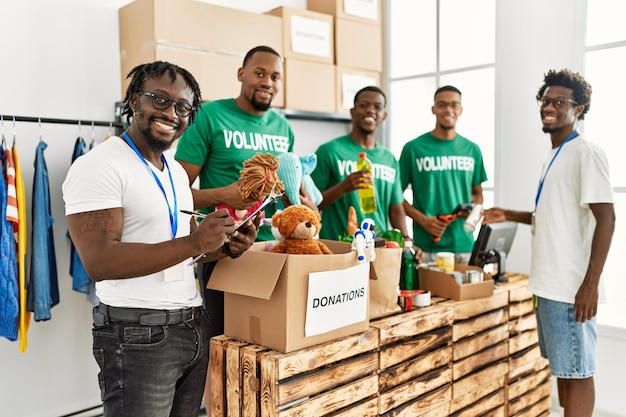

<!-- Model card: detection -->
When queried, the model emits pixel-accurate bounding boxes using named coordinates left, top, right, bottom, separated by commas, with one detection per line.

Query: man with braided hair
left=63, top=61, right=258, bottom=417
left=484, top=69, right=615, bottom=417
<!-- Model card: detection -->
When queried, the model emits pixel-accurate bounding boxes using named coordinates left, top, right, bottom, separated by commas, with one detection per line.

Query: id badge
left=163, top=261, right=184, bottom=282
left=531, top=212, right=536, bottom=236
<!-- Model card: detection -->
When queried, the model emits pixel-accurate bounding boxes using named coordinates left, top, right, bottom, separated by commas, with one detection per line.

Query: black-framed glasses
left=137, top=90, right=193, bottom=117
left=537, top=97, right=578, bottom=109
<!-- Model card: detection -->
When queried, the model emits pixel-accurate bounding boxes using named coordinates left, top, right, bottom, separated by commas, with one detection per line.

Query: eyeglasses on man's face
left=434, top=101, right=462, bottom=110
left=537, top=97, right=578, bottom=109
left=137, top=90, right=193, bottom=118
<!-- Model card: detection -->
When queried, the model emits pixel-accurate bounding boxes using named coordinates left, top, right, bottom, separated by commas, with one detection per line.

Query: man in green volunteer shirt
left=174, top=45, right=295, bottom=407
left=175, top=45, right=295, bottom=242
left=400, top=85, right=487, bottom=263
left=311, top=86, right=409, bottom=241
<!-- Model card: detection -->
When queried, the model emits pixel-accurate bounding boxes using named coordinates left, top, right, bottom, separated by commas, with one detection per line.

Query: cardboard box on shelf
left=335, top=18, right=382, bottom=72
left=265, top=6, right=334, bottom=64
left=119, top=0, right=282, bottom=98
left=335, top=66, right=381, bottom=114
left=207, top=240, right=370, bottom=353
left=419, top=264, right=494, bottom=301
left=307, top=0, right=381, bottom=25
left=284, top=58, right=335, bottom=113
left=120, top=45, right=285, bottom=107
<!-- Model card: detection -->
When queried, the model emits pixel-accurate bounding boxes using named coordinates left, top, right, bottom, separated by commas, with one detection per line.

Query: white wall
left=0, top=1, right=347, bottom=417
left=0, top=1, right=623, bottom=416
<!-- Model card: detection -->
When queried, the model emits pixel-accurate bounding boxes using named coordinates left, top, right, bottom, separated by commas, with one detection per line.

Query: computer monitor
left=469, top=221, right=518, bottom=283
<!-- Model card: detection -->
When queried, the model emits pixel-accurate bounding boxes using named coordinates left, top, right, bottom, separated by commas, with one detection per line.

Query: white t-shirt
left=62, top=136, right=202, bottom=309
left=529, top=134, right=614, bottom=304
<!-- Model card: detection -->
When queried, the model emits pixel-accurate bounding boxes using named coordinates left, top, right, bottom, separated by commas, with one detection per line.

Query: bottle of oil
left=356, top=152, right=376, bottom=214
left=399, top=238, right=418, bottom=290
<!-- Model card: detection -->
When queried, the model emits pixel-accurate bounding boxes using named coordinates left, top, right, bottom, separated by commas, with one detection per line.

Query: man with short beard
left=400, top=85, right=487, bottom=264
left=63, top=61, right=258, bottom=417
left=174, top=45, right=295, bottom=410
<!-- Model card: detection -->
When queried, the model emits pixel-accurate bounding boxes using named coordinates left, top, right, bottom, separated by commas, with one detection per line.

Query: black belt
left=96, top=303, right=202, bottom=325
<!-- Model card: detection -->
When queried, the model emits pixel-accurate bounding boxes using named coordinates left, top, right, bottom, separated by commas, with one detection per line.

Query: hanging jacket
left=0, top=145, right=18, bottom=341
left=67, top=137, right=93, bottom=298
left=27, top=141, right=59, bottom=321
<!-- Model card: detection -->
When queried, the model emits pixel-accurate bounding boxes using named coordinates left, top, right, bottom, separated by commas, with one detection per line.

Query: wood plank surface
left=379, top=326, right=451, bottom=370
left=509, top=313, right=537, bottom=335
left=508, top=346, right=549, bottom=381
left=210, top=335, right=236, bottom=417
left=379, top=346, right=451, bottom=391
left=508, top=379, right=552, bottom=416
left=450, top=365, right=507, bottom=413
left=453, top=324, right=509, bottom=361
left=379, top=384, right=451, bottom=417
left=509, top=299, right=534, bottom=319
left=452, top=308, right=508, bottom=342
left=371, top=304, right=453, bottom=346
left=242, top=344, right=270, bottom=417
left=509, top=329, right=539, bottom=355
left=451, top=388, right=505, bottom=417
left=508, top=366, right=551, bottom=401
left=275, top=375, right=378, bottom=417
left=379, top=367, right=451, bottom=414
left=452, top=341, right=509, bottom=381
left=443, top=290, right=509, bottom=321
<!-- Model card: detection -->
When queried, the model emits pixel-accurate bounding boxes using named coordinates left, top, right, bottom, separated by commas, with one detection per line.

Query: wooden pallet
left=209, top=328, right=380, bottom=417
left=371, top=304, right=454, bottom=415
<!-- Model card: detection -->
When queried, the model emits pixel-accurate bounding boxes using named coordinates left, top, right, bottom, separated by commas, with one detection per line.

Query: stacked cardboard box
left=118, top=0, right=284, bottom=105
left=308, top=0, right=383, bottom=113
left=265, top=6, right=336, bottom=113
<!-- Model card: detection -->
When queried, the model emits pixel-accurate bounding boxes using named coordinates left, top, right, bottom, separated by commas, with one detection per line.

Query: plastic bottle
left=399, top=238, right=418, bottom=290
left=356, top=152, right=376, bottom=214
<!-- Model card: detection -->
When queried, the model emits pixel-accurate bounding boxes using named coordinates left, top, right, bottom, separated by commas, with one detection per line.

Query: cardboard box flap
left=208, top=250, right=287, bottom=300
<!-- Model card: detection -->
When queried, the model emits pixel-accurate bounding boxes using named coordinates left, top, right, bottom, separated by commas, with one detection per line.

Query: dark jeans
left=92, top=310, right=210, bottom=417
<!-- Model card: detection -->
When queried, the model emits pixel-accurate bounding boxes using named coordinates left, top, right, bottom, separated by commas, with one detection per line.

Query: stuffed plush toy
left=270, top=205, right=333, bottom=255
left=217, top=153, right=285, bottom=222
left=276, top=152, right=323, bottom=209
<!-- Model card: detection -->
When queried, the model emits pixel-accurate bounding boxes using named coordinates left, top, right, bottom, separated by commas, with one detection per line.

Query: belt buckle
left=184, top=307, right=195, bottom=323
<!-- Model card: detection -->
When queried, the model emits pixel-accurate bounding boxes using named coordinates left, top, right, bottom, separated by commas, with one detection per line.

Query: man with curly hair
left=484, top=69, right=615, bottom=417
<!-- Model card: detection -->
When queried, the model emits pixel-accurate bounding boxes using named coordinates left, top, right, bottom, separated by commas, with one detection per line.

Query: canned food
left=450, top=271, right=465, bottom=285
left=465, top=270, right=483, bottom=284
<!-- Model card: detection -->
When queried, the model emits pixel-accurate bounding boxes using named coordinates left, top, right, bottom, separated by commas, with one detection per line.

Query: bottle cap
left=359, top=152, right=366, bottom=158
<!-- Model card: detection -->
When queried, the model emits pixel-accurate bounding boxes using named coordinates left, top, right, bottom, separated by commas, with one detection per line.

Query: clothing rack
left=0, top=114, right=124, bottom=128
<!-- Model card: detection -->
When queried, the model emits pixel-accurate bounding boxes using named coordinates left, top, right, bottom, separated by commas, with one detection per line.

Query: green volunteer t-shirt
left=175, top=98, right=295, bottom=241
left=311, top=135, right=404, bottom=240
left=399, top=132, right=487, bottom=253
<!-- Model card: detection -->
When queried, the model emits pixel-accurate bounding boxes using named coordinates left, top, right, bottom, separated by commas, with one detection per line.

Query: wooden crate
left=508, top=364, right=551, bottom=416
left=371, top=304, right=454, bottom=415
left=209, top=328, right=380, bottom=417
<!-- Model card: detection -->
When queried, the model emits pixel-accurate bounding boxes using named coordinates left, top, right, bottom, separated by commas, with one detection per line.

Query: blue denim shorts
left=535, top=296, right=597, bottom=379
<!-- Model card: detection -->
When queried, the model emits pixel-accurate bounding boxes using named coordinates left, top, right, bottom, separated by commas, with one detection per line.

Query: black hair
left=353, top=86, right=386, bottom=106
left=536, top=69, right=592, bottom=120
left=434, top=85, right=462, bottom=100
left=242, top=45, right=282, bottom=67
left=121, top=61, right=202, bottom=124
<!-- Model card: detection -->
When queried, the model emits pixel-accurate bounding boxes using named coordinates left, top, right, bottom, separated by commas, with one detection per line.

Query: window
left=583, top=0, right=626, bottom=327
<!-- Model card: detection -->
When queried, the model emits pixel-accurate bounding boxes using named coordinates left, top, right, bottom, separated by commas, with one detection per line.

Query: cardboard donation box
left=208, top=240, right=370, bottom=353
left=369, top=247, right=402, bottom=319
left=418, top=264, right=494, bottom=301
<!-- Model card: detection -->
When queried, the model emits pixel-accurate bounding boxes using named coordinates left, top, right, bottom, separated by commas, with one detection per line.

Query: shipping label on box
left=341, top=73, right=378, bottom=109
left=305, top=262, right=369, bottom=336
left=290, top=15, right=332, bottom=58
left=344, top=0, right=379, bottom=20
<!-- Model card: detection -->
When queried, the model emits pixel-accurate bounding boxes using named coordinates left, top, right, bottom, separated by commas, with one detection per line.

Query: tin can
left=465, top=270, right=483, bottom=284
left=450, top=271, right=465, bottom=285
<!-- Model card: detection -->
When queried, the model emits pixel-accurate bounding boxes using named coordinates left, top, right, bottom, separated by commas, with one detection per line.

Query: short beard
left=139, top=120, right=176, bottom=153
left=251, top=96, right=272, bottom=112
left=542, top=126, right=557, bottom=134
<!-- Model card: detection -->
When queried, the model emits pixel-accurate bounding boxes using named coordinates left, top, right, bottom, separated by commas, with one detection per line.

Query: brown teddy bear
left=270, top=205, right=333, bottom=255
